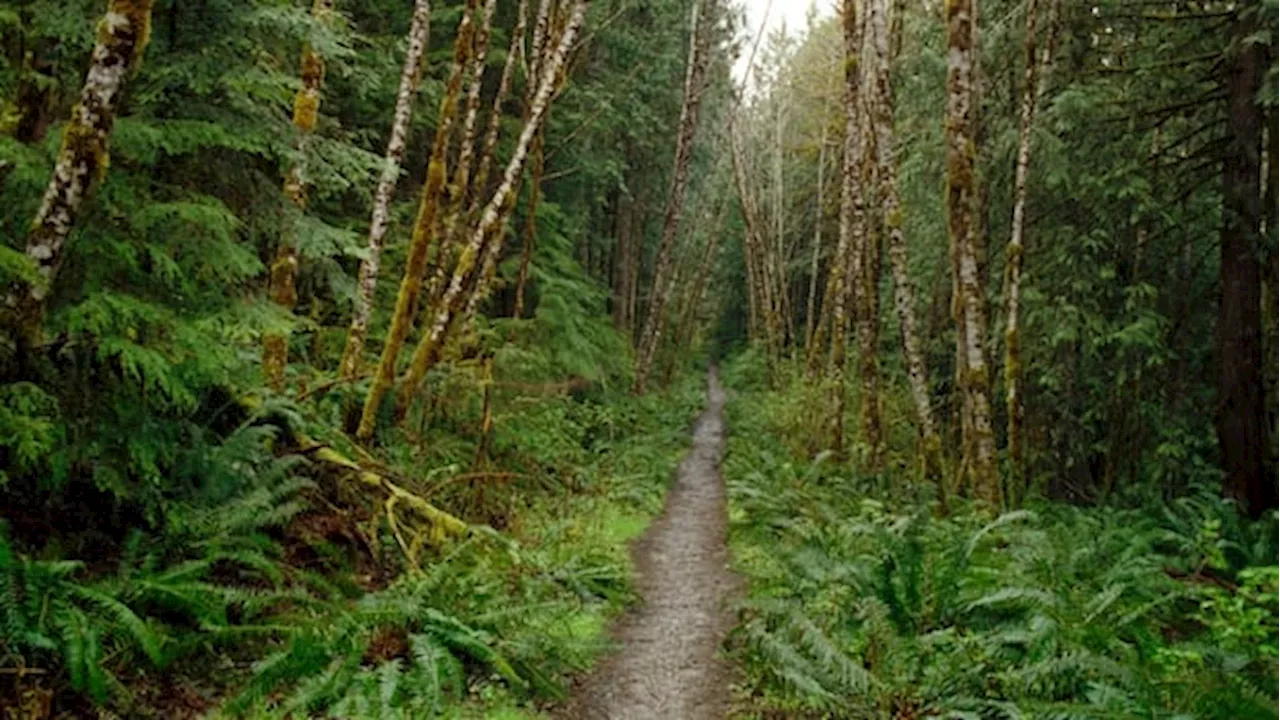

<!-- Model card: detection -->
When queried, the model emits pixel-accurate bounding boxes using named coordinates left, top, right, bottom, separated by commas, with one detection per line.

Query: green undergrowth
left=720, top=352, right=1279, bottom=720
left=1, top=361, right=705, bottom=718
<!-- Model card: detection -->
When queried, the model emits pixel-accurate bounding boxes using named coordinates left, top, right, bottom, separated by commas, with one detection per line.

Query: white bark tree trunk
left=6, top=0, right=154, bottom=341
left=339, top=0, right=432, bottom=380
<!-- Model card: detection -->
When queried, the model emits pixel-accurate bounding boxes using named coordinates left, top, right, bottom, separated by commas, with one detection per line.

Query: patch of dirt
left=562, top=368, right=738, bottom=719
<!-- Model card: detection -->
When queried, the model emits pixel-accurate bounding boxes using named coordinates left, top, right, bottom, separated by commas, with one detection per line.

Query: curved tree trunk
left=338, top=0, right=432, bottom=381
left=394, top=0, right=589, bottom=420
left=945, top=0, right=999, bottom=505
left=263, top=0, right=336, bottom=391
left=355, top=0, right=478, bottom=440
left=633, top=0, right=716, bottom=394
left=6, top=0, right=155, bottom=343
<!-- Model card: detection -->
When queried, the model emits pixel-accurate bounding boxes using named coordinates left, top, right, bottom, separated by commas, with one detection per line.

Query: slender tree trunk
left=613, top=183, right=634, bottom=330
left=946, top=0, right=999, bottom=505
left=633, top=0, right=716, bottom=394
left=831, top=0, right=868, bottom=456
left=853, top=15, right=883, bottom=465
left=731, top=123, right=781, bottom=374
left=263, top=0, right=336, bottom=391
left=512, top=130, right=544, bottom=318
left=804, top=103, right=829, bottom=357
left=866, top=0, right=940, bottom=477
left=1001, top=0, right=1054, bottom=498
left=1218, top=2, right=1273, bottom=518
left=423, top=0, right=499, bottom=320
left=355, top=0, right=478, bottom=440
left=339, top=0, right=431, bottom=381
left=394, top=0, right=588, bottom=420
left=666, top=202, right=725, bottom=385
left=6, top=0, right=154, bottom=343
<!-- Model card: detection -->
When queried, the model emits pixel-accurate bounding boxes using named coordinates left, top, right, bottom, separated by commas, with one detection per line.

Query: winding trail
left=567, top=368, right=737, bottom=719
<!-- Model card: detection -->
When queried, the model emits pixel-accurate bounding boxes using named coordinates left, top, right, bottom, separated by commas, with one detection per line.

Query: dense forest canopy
left=0, top=0, right=1276, bottom=717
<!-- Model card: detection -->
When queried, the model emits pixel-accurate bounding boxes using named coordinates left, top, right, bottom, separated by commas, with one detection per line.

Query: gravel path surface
left=565, top=368, right=737, bottom=719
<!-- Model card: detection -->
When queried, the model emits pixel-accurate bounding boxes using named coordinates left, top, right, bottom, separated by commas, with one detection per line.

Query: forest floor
left=562, top=368, right=738, bottom=719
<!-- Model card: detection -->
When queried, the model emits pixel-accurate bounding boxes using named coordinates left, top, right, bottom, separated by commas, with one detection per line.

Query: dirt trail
left=566, top=367, right=737, bottom=719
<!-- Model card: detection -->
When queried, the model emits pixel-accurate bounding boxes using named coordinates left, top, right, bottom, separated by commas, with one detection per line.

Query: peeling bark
left=633, top=0, right=717, bottom=394
left=6, top=0, right=154, bottom=342
left=356, top=0, right=479, bottom=440
left=338, top=0, right=432, bottom=381
left=264, top=0, right=336, bottom=391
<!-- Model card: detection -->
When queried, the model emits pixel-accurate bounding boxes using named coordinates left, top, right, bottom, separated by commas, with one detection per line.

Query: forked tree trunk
left=867, top=0, right=941, bottom=478
left=355, top=0, right=478, bottom=440
left=263, top=0, right=336, bottom=391
left=633, top=0, right=716, bottom=394
left=945, top=0, right=999, bottom=505
left=393, top=0, right=589, bottom=421
left=1218, top=3, right=1273, bottom=517
left=6, top=0, right=154, bottom=343
left=338, top=0, right=431, bottom=381
left=512, top=0, right=558, bottom=320
left=1002, top=0, right=1055, bottom=497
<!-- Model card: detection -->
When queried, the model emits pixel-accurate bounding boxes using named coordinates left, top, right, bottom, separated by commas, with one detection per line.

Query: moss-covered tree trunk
left=830, top=0, right=868, bottom=457
left=1002, top=0, right=1054, bottom=498
left=867, top=0, right=940, bottom=478
left=263, top=0, right=335, bottom=391
left=338, top=0, right=431, bottom=381
left=633, top=0, right=716, bottom=394
left=422, top=0, right=499, bottom=321
left=393, top=0, right=589, bottom=421
left=355, top=0, right=478, bottom=440
left=6, top=0, right=154, bottom=343
left=946, top=0, right=999, bottom=505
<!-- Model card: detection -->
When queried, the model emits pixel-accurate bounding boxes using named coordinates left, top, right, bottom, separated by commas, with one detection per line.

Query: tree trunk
left=6, top=0, right=154, bottom=343
left=946, top=0, right=999, bottom=505
left=355, top=0, right=478, bottom=440
left=1001, top=0, right=1054, bottom=499
left=633, top=0, right=716, bottom=394
left=831, top=0, right=868, bottom=456
left=338, top=0, right=432, bottom=381
left=263, top=0, right=336, bottom=391
left=393, top=0, right=588, bottom=420
left=804, top=103, right=829, bottom=357
left=1218, top=3, right=1273, bottom=518
left=867, top=0, right=941, bottom=478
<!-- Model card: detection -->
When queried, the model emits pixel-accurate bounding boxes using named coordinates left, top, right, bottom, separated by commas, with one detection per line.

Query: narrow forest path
left=566, top=367, right=738, bottom=719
